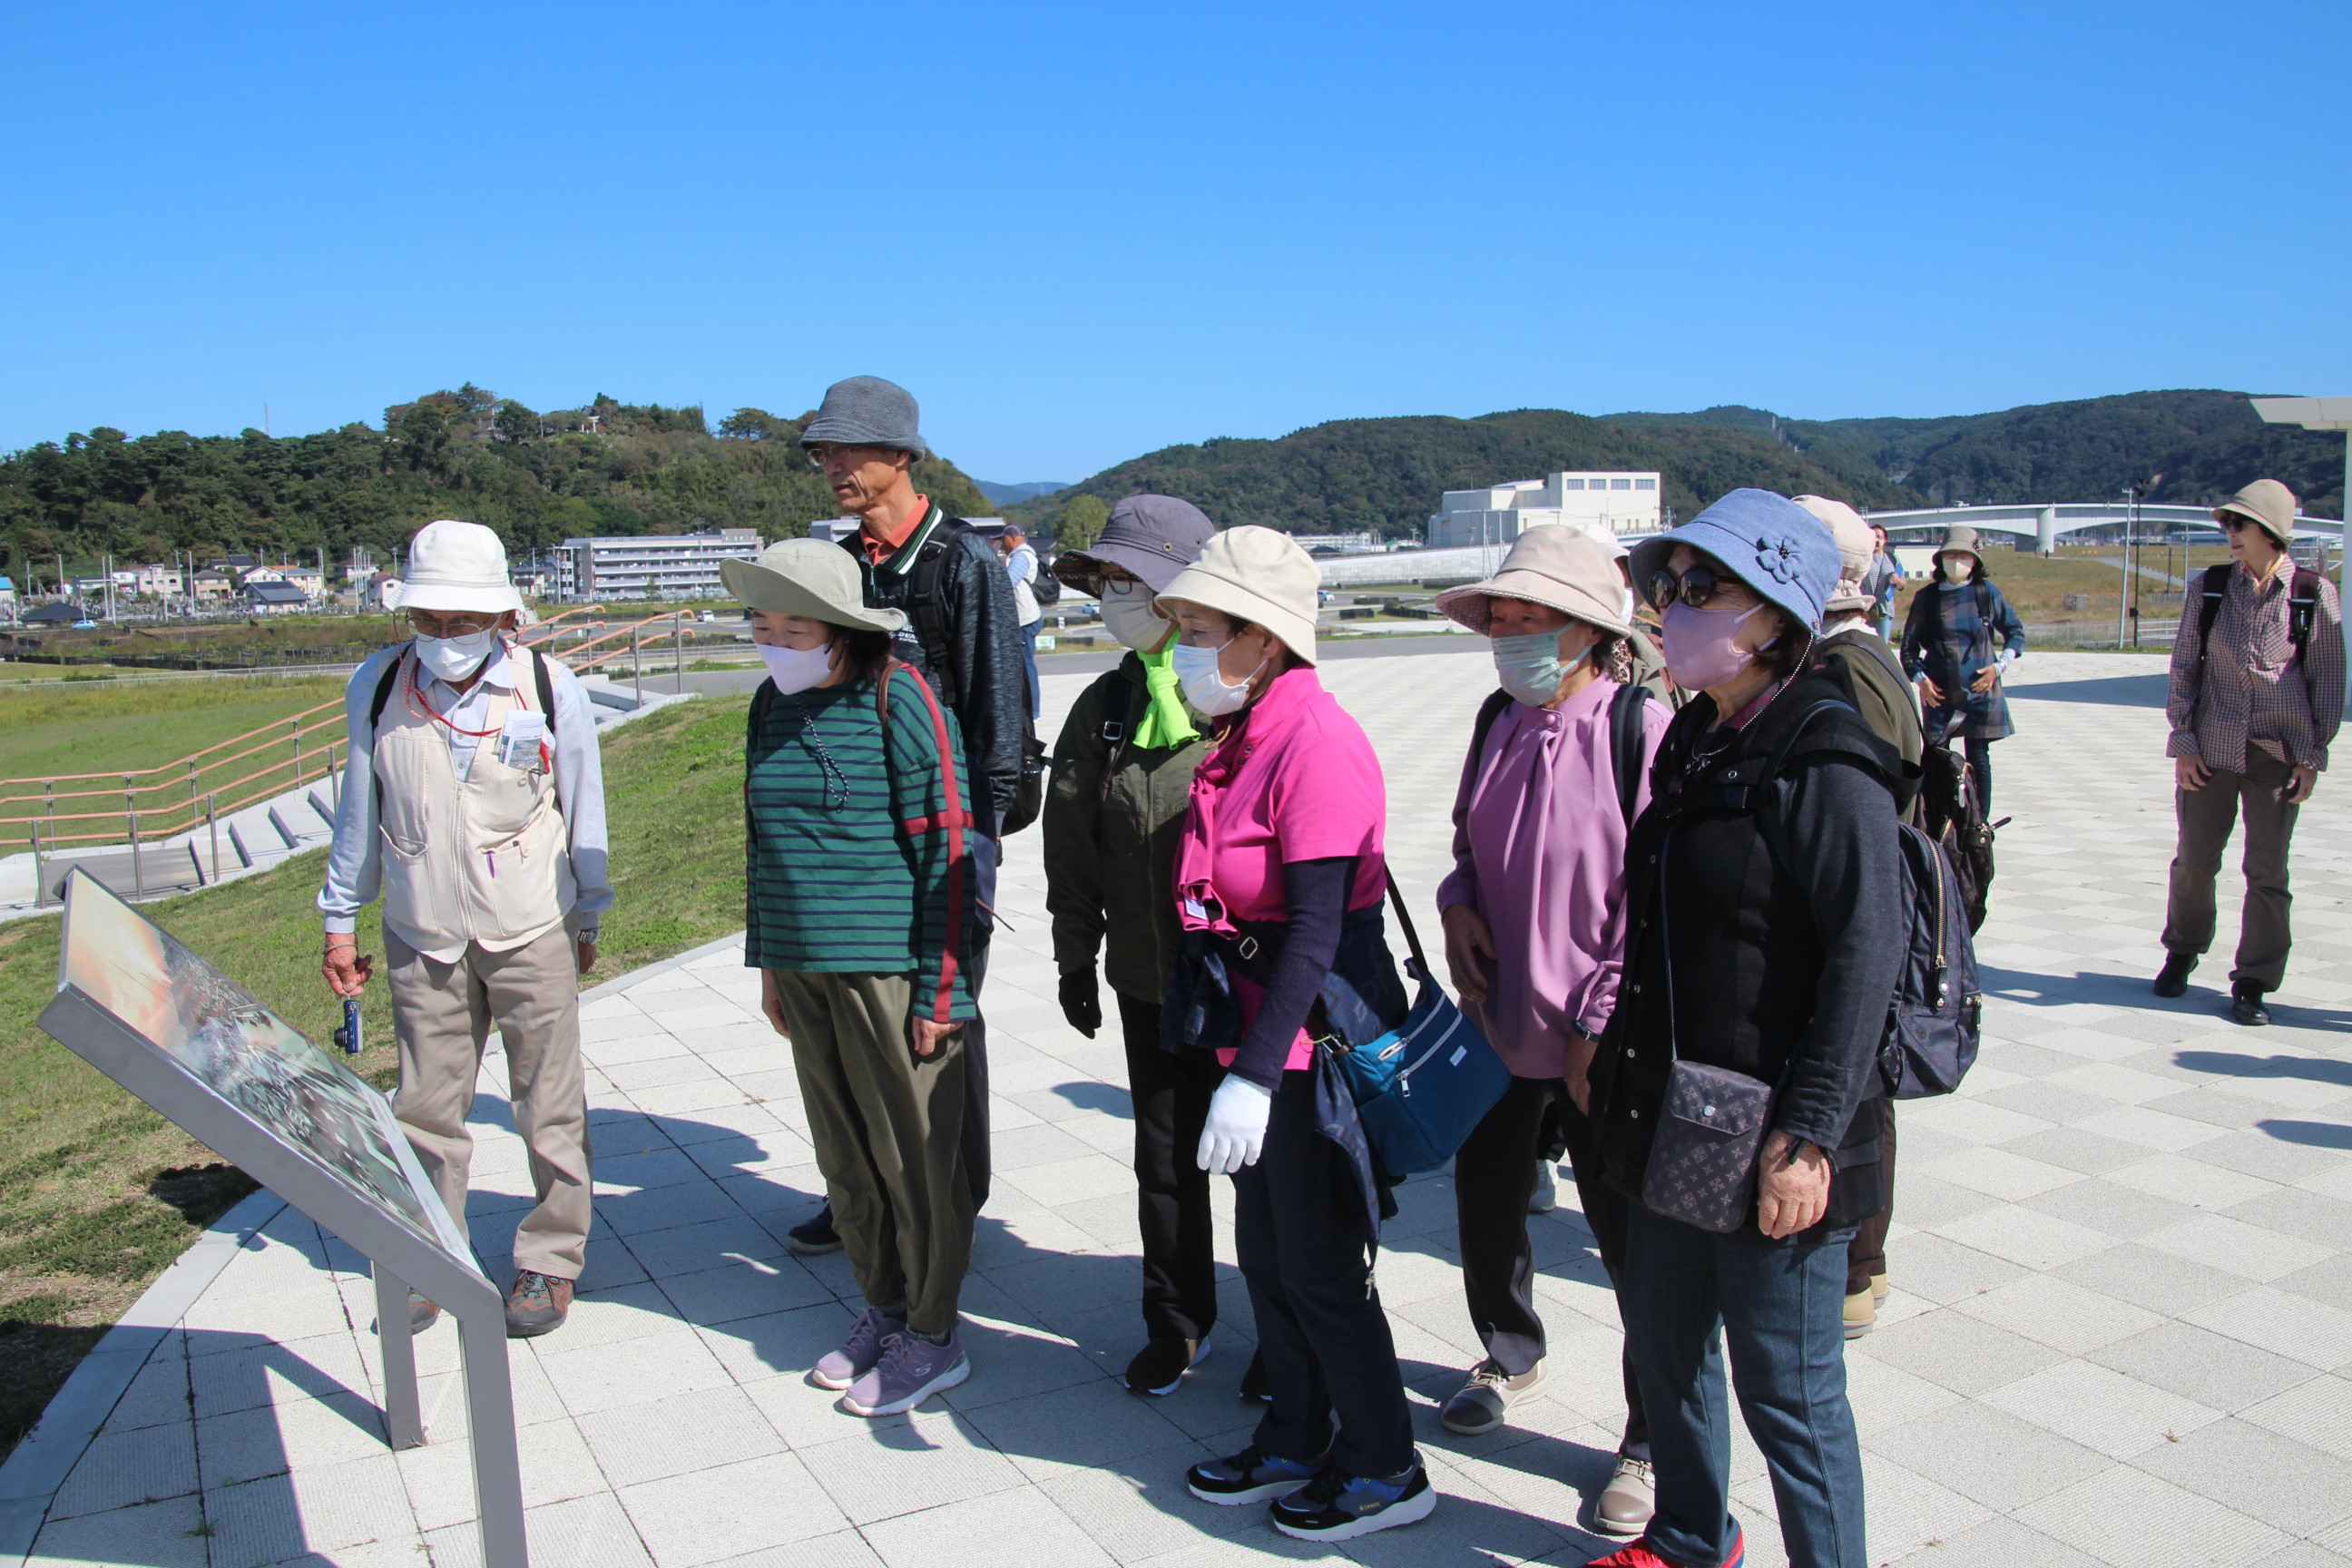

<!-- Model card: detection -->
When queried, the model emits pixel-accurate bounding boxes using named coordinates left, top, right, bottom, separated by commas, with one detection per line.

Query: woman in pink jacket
left=1432, top=525, right=1669, bottom=1539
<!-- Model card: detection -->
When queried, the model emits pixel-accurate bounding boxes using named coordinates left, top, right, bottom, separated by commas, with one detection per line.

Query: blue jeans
left=1017, top=620, right=1041, bottom=718
left=1622, top=1204, right=1866, bottom=1568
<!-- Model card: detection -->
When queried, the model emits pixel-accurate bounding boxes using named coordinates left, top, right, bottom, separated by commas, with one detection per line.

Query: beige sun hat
left=1156, top=524, right=1321, bottom=664
left=382, top=521, right=528, bottom=618
left=2216, top=478, right=2298, bottom=548
left=720, top=538, right=907, bottom=632
left=1794, top=495, right=1878, bottom=613
left=1434, top=524, right=1633, bottom=637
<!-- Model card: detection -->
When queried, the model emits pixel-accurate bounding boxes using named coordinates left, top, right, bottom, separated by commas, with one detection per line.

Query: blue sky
left=4, top=2, right=2344, bottom=482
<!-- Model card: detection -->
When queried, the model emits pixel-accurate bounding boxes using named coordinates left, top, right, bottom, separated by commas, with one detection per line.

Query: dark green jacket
left=1821, top=622, right=1925, bottom=826
left=1043, top=654, right=1208, bottom=1003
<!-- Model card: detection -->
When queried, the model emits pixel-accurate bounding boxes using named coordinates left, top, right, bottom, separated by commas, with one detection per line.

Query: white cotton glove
left=1197, top=1076, right=1275, bottom=1174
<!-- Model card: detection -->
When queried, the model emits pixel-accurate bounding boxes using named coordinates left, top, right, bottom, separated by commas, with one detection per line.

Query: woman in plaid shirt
left=2156, top=479, right=2346, bottom=1026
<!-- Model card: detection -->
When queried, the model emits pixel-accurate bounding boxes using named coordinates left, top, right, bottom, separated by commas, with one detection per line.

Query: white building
left=126, top=564, right=185, bottom=598
left=1425, top=470, right=1663, bottom=548
left=553, top=527, right=761, bottom=602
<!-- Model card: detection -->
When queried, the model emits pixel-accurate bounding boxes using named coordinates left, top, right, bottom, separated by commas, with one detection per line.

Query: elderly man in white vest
left=318, top=520, right=612, bottom=1338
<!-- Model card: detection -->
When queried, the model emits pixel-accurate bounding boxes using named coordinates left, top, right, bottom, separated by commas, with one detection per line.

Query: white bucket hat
left=1793, top=495, right=1877, bottom=613
left=1435, top=524, right=1632, bottom=637
left=1156, top=524, right=1321, bottom=664
left=382, top=521, right=528, bottom=619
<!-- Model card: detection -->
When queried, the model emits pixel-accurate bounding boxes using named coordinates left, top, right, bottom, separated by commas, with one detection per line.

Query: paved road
left=26, top=652, right=2352, bottom=1568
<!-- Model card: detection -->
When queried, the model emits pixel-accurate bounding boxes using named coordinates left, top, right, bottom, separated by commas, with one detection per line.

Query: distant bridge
left=1861, top=502, right=2345, bottom=553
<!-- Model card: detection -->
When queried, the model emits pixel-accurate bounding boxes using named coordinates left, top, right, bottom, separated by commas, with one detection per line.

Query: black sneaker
left=2231, top=981, right=2271, bottom=1027
left=788, top=1203, right=844, bottom=1255
left=1124, top=1336, right=1210, bottom=1396
left=1269, top=1460, right=1436, bottom=1542
left=1186, top=1445, right=1327, bottom=1505
left=2153, top=952, right=2197, bottom=998
left=1239, top=1347, right=1271, bottom=1402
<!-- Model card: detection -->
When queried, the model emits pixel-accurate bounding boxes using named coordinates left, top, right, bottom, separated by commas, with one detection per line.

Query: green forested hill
left=1603, top=389, right=2345, bottom=516
left=0, top=387, right=995, bottom=587
left=1010, top=409, right=1919, bottom=543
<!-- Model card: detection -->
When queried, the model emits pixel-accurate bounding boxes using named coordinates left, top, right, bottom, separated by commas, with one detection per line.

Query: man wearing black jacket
left=784, top=376, right=1028, bottom=1250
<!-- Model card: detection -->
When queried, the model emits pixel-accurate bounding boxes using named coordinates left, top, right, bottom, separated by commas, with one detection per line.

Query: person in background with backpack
left=2156, top=478, right=2345, bottom=1027
left=318, top=520, right=609, bottom=1340
left=1798, top=495, right=1924, bottom=1344
left=1901, top=524, right=2024, bottom=816
left=1040, top=495, right=1235, bottom=1399
left=999, top=520, right=1044, bottom=717
left=1426, top=525, right=1670, bottom=1538
left=726, top=538, right=982, bottom=1418
left=1583, top=491, right=1905, bottom=1568
left=789, top=375, right=1029, bottom=1257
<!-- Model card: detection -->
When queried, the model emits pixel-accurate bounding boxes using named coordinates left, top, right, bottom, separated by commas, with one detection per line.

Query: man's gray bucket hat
left=799, top=376, right=928, bottom=458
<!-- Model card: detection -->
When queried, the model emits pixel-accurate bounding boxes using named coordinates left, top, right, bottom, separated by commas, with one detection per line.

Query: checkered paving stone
left=27, top=651, right=2352, bottom=1568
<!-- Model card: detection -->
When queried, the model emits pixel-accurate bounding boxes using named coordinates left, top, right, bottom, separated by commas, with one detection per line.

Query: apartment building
left=552, top=527, right=761, bottom=602
left=1425, top=470, right=1664, bottom=548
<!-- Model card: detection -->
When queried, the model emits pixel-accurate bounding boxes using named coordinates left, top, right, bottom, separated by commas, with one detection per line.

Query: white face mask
left=1941, top=557, right=1973, bottom=583
left=759, top=642, right=835, bottom=695
left=1171, top=639, right=1264, bottom=718
left=1102, top=595, right=1172, bottom=652
left=414, top=628, right=498, bottom=682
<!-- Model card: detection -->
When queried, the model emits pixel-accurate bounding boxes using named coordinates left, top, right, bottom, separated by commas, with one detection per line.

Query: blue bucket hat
left=1627, top=488, right=1842, bottom=632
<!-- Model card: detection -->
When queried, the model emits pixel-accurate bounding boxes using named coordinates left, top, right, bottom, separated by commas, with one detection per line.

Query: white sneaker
left=1529, top=1160, right=1558, bottom=1214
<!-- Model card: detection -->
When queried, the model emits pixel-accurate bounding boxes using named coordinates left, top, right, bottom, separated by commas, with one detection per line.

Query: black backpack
left=1740, top=700, right=1982, bottom=1102
left=2192, top=562, right=2321, bottom=681
left=1916, top=741, right=1999, bottom=934
left=1029, top=550, right=1063, bottom=607
left=1467, top=682, right=1651, bottom=825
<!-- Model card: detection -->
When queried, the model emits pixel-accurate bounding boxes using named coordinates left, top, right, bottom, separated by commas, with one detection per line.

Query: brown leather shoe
left=505, top=1270, right=574, bottom=1338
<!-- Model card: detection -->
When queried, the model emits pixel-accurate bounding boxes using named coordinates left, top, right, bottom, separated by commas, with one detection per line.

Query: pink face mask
left=1661, top=599, right=1769, bottom=691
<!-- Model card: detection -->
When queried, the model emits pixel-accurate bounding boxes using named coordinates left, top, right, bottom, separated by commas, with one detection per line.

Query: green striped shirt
left=743, top=667, right=976, bottom=1021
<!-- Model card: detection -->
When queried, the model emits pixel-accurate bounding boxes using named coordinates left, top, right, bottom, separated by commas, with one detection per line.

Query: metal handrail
left=5, top=737, right=343, bottom=851
left=0, top=695, right=347, bottom=789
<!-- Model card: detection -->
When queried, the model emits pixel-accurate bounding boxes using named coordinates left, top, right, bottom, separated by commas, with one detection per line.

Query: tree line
left=0, top=386, right=996, bottom=586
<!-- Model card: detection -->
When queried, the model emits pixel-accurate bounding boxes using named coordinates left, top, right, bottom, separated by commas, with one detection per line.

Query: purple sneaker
left=810, top=1307, right=904, bottom=1391
left=840, top=1328, right=969, bottom=1416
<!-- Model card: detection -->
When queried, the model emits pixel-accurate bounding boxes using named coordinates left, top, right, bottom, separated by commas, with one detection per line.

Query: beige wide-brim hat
left=1157, top=524, right=1320, bottom=664
left=1434, top=524, right=1633, bottom=638
left=1794, top=495, right=1878, bottom=612
left=382, top=520, right=529, bottom=618
left=720, top=538, right=907, bottom=633
left=2216, top=478, right=2298, bottom=548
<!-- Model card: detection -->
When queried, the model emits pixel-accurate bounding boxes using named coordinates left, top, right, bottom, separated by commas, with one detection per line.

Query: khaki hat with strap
left=2216, top=478, right=2298, bottom=548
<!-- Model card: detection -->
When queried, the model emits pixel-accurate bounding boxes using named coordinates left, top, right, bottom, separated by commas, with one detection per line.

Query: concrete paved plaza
left=18, top=650, right=2352, bottom=1568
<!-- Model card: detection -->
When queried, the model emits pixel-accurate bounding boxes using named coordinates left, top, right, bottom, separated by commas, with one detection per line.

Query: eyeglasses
left=805, top=442, right=881, bottom=472
left=408, top=611, right=500, bottom=638
left=1648, top=564, right=1736, bottom=610
left=1057, top=564, right=1151, bottom=600
left=2219, top=514, right=2252, bottom=534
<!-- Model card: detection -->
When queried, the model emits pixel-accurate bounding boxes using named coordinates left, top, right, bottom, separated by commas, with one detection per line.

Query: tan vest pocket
left=479, top=806, right=565, bottom=940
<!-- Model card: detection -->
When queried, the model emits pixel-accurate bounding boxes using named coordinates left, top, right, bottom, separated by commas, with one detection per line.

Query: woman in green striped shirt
left=721, top=538, right=980, bottom=1420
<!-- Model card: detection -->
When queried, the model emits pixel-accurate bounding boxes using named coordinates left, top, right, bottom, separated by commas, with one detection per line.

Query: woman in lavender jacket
left=1431, top=525, right=1670, bottom=1539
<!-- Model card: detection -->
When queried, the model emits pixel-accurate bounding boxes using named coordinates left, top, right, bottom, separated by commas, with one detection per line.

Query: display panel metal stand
left=35, top=870, right=526, bottom=1566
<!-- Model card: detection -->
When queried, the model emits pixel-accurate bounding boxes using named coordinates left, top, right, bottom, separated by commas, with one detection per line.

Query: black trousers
left=1233, top=1068, right=1416, bottom=1479
left=1965, top=736, right=1993, bottom=819
left=1845, top=1108, right=1896, bottom=1296
left=1119, top=993, right=1223, bottom=1343
left=1550, top=1080, right=1652, bottom=1461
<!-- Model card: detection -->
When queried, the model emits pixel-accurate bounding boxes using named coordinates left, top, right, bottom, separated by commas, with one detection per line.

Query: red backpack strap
left=881, top=660, right=973, bottom=1022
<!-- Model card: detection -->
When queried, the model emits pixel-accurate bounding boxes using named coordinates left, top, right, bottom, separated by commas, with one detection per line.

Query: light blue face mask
left=1492, top=629, right=1586, bottom=706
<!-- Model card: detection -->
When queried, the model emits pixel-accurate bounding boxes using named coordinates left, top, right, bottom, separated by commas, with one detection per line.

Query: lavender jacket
left=1435, top=677, right=1670, bottom=1078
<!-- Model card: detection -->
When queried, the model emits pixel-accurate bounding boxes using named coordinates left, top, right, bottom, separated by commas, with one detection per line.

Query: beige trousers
left=772, top=970, right=974, bottom=1336
left=387, top=924, right=593, bottom=1279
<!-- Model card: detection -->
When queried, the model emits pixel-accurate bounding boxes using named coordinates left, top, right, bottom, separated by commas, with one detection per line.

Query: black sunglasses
left=1648, top=564, right=1736, bottom=610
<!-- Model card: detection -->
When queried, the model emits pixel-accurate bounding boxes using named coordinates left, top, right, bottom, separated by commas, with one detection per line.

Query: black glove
left=1058, top=967, right=1102, bottom=1038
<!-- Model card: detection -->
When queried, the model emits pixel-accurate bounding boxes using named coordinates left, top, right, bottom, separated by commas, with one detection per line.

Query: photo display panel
left=49, top=871, right=472, bottom=1265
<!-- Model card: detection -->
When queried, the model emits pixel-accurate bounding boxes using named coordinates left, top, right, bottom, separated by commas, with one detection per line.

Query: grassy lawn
left=0, top=692, right=747, bottom=1455
left=0, top=675, right=348, bottom=786
left=1891, top=544, right=2237, bottom=643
